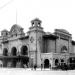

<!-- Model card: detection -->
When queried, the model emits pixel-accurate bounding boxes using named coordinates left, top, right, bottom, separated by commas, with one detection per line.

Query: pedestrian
left=41, top=64, right=43, bottom=70
left=49, top=64, right=51, bottom=70
left=34, top=64, right=37, bottom=70
left=24, top=64, right=27, bottom=69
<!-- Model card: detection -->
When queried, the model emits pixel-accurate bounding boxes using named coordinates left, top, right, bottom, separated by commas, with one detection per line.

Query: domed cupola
left=31, top=18, right=42, bottom=27
left=10, top=24, right=24, bottom=35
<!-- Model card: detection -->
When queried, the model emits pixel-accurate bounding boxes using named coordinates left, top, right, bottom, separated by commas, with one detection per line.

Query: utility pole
left=16, top=8, right=17, bottom=24
left=0, top=0, right=14, bottom=10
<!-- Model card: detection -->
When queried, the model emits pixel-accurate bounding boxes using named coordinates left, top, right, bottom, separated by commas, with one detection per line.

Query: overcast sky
left=0, top=0, right=75, bottom=40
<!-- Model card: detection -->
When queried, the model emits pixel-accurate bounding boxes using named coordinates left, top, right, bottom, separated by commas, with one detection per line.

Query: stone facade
left=0, top=18, right=74, bottom=68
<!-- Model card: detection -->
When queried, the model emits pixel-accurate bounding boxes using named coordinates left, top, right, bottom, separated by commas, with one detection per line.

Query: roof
left=1, top=29, right=9, bottom=32
left=19, top=36, right=29, bottom=40
left=43, top=34, right=58, bottom=39
left=10, top=24, right=23, bottom=31
left=72, top=40, right=75, bottom=45
left=10, top=24, right=23, bottom=34
left=31, top=18, right=42, bottom=23
left=55, top=29, right=70, bottom=34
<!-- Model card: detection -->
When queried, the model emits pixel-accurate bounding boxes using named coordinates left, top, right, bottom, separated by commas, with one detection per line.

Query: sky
left=0, top=0, right=75, bottom=40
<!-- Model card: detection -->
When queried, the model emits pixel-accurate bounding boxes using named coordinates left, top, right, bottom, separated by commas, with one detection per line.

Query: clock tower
left=27, top=18, right=45, bottom=67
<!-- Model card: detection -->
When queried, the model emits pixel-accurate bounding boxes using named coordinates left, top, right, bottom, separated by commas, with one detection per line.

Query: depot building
left=0, top=18, right=74, bottom=68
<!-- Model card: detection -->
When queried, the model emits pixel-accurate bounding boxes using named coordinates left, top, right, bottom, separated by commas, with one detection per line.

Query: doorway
left=44, top=59, right=49, bottom=68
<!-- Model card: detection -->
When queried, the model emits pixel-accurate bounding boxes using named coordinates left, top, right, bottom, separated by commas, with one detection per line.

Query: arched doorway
left=3, top=48, right=8, bottom=56
left=20, top=45, right=29, bottom=68
left=11, top=47, right=17, bottom=56
left=3, top=48, right=8, bottom=67
left=11, top=47, right=17, bottom=67
left=44, top=59, right=49, bottom=68
left=21, top=45, right=28, bottom=55
left=55, top=59, right=59, bottom=66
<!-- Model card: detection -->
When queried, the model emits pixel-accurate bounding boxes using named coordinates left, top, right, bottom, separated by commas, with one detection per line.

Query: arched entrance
left=11, top=47, right=17, bottom=67
left=3, top=48, right=8, bottom=56
left=20, top=45, right=29, bottom=68
left=44, top=59, right=49, bottom=68
left=11, top=47, right=17, bottom=56
left=55, top=59, right=59, bottom=66
left=3, top=48, right=8, bottom=67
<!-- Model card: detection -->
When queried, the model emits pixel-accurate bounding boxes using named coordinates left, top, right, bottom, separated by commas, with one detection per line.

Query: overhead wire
left=0, top=0, right=14, bottom=10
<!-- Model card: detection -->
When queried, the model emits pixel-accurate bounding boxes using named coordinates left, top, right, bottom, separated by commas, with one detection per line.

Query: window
left=61, top=46, right=67, bottom=53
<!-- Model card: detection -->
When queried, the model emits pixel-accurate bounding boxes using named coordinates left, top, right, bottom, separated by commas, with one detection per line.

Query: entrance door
left=44, top=59, right=49, bottom=68
left=11, top=60, right=16, bottom=68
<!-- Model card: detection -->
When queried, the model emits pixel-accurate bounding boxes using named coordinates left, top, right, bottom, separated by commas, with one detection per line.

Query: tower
left=28, top=18, right=45, bottom=67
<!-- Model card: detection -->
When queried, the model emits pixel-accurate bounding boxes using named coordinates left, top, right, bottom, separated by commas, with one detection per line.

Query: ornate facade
left=0, top=18, right=75, bottom=68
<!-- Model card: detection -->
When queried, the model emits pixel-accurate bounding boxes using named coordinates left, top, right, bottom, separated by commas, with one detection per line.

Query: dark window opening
left=3, top=48, right=8, bottom=56
left=11, top=47, right=17, bottom=56
left=21, top=45, right=28, bottom=55
left=61, top=46, right=67, bottom=53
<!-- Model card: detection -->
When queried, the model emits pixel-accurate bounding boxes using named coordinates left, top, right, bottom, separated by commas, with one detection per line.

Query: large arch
left=11, top=47, right=17, bottom=56
left=44, top=59, right=49, bottom=68
left=3, top=48, right=8, bottom=56
left=11, top=47, right=17, bottom=67
left=20, top=45, right=29, bottom=68
left=21, top=45, right=28, bottom=55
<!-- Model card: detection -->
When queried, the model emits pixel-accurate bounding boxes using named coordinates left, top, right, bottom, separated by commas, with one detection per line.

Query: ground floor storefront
left=0, top=53, right=75, bottom=70
left=0, top=55, right=29, bottom=68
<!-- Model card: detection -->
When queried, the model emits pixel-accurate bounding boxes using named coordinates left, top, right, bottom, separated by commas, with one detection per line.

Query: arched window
left=61, top=46, right=67, bottom=53
left=11, top=47, right=17, bottom=56
left=21, top=45, right=28, bottom=55
left=3, top=48, right=8, bottom=56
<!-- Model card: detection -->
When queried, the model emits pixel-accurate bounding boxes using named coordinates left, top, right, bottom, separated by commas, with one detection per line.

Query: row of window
left=3, top=46, right=28, bottom=56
